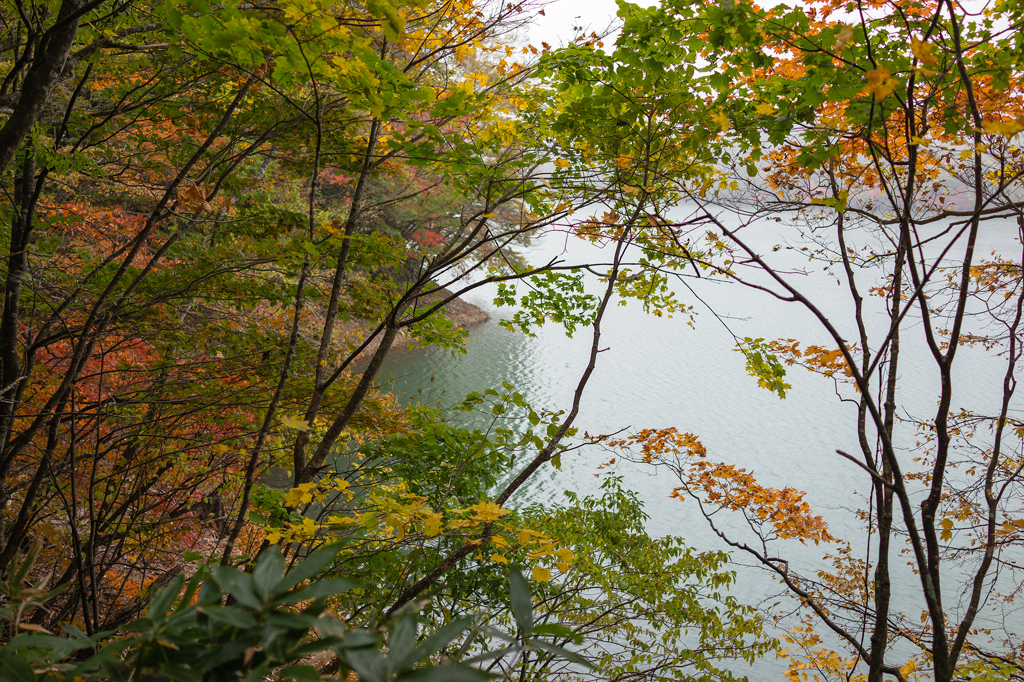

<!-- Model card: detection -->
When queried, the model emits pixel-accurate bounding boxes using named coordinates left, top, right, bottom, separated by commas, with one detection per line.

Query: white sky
left=523, top=0, right=1001, bottom=49
left=524, top=0, right=632, bottom=48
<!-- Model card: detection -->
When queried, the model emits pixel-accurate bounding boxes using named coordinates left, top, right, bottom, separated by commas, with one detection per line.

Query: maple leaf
left=910, top=36, right=940, bottom=67
left=982, top=119, right=1024, bottom=138
left=710, top=112, right=732, bottom=132
left=754, top=102, right=775, bottom=116
left=284, top=483, right=316, bottom=507
left=864, top=68, right=898, bottom=100
left=281, top=414, right=312, bottom=431
left=555, top=547, right=574, bottom=572
left=531, top=566, right=551, bottom=582
left=467, top=501, right=510, bottom=523
left=835, top=24, right=854, bottom=50
left=422, top=513, right=442, bottom=537
left=940, top=517, right=954, bottom=541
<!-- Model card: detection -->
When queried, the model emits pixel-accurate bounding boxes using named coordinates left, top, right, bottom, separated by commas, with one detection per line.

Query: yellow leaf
left=710, top=111, right=731, bottom=132
left=835, top=24, right=855, bottom=50
left=212, top=443, right=230, bottom=455
left=909, top=135, right=927, bottom=146
left=864, top=68, right=898, bottom=100
left=910, top=36, right=940, bottom=66
left=982, top=119, right=1024, bottom=138
left=556, top=548, right=574, bottom=573
left=518, top=528, right=547, bottom=545
left=281, top=415, right=312, bottom=432
left=422, top=513, right=442, bottom=537
left=490, top=553, right=509, bottom=564
left=754, top=102, right=775, bottom=116
left=531, top=566, right=551, bottom=582
left=552, top=158, right=570, bottom=169
left=467, top=501, right=510, bottom=523
left=284, top=483, right=316, bottom=507
left=492, top=536, right=510, bottom=548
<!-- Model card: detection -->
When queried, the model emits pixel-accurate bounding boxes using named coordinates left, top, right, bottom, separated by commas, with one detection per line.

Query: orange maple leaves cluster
left=605, top=427, right=834, bottom=545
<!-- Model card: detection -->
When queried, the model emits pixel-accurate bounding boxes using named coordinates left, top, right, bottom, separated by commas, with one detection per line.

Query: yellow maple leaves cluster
left=910, top=35, right=940, bottom=75
left=982, top=118, right=1024, bottom=137
left=864, top=67, right=898, bottom=100
left=858, top=36, right=939, bottom=101
left=488, top=528, right=575, bottom=582
left=263, top=483, right=574, bottom=583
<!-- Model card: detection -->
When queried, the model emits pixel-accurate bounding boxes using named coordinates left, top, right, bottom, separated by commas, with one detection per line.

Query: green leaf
left=509, top=569, right=533, bottom=634
left=395, top=617, right=474, bottom=671
left=148, top=575, right=185, bottom=618
left=266, top=611, right=323, bottom=631
left=197, top=605, right=258, bottom=629
left=274, top=578, right=358, bottom=606
left=386, top=611, right=418, bottom=673
left=273, top=543, right=344, bottom=594
left=0, top=651, right=37, bottom=682
left=341, top=646, right=387, bottom=682
left=736, top=337, right=790, bottom=399
left=527, top=623, right=574, bottom=638
left=251, top=546, right=286, bottom=601
left=398, top=666, right=491, bottom=681
left=280, top=664, right=323, bottom=681
left=529, top=638, right=593, bottom=667
left=210, top=566, right=262, bottom=610
left=334, top=630, right=380, bottom=650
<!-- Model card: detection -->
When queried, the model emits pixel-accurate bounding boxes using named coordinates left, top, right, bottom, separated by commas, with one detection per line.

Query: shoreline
left=343, top=290, right=490, bottom=363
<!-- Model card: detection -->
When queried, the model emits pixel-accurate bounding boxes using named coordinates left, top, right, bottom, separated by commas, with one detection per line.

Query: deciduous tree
left=564, top=0, right=1024, bottom=679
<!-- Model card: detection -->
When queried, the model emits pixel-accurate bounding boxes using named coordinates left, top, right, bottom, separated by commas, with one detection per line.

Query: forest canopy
left=0, top=0, right=1022, bottom=680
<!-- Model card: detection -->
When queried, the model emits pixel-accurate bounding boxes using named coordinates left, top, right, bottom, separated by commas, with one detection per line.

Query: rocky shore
left=431, top=292, right=490, bottom=328
left=340, top=290, right=490, bottom=362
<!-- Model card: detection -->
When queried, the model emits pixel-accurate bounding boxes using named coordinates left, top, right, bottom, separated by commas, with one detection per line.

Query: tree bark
left=0, top=0, right=94, bottom=174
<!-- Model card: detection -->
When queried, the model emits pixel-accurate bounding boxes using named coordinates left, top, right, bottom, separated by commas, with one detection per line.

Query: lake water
left=379, top=207, right=1024, bottom=678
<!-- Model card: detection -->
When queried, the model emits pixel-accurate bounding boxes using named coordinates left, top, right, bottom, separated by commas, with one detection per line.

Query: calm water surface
left=380, top=209, right=1024, bottom=677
